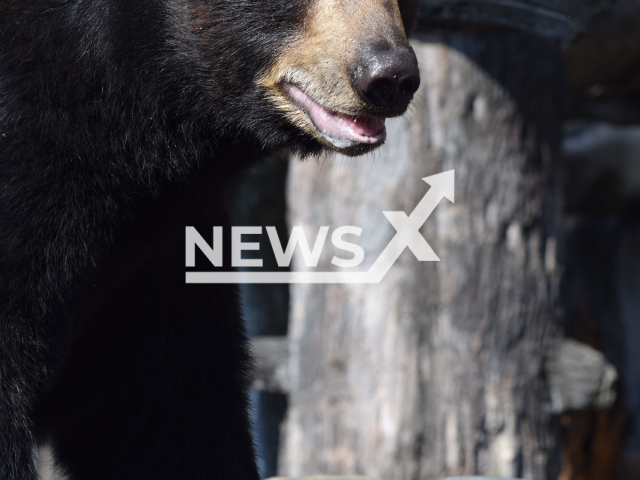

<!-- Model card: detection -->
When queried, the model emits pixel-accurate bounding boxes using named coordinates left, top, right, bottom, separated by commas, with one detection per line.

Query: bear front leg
left=0, top=306, right=67, bottom=480
left=0, top=366, right=37, bottom=480
left=42, top=255, right=260, bottom=480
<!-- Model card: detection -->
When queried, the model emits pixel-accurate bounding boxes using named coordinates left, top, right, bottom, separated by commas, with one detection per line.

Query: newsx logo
left=186, top=170, right=454, bottom=284
left=186, top=224, right=366, bottom=270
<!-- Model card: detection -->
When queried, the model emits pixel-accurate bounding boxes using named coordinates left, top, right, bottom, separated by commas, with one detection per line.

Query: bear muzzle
left=257, top=0, right=420, bottom=156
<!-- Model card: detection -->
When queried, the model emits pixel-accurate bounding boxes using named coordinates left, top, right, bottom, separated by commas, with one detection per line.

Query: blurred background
left=232, top=1, right=640, bottom=479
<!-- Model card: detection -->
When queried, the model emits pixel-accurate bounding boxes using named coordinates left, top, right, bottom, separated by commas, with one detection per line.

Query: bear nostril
left=366, top=77, right=395, bottom=106
left=354, top=47, right=420, bottom=111
left=399, top=75, right=420, bottom=95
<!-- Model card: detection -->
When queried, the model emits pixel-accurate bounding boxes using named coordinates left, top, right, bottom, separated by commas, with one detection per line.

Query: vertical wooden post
left=281, top=31, right=564, bottom=480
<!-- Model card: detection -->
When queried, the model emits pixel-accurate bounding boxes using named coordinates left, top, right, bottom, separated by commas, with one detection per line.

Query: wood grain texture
left=266, top=476, right=522, bottom=480
left=280, top=31, right=565, bottom=480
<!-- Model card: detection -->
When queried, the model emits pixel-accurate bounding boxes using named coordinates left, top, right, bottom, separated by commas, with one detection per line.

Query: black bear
left=0, top=1, right=420, bottom=478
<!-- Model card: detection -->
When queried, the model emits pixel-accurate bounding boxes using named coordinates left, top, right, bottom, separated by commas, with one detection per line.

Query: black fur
left=0, top=1, right=419, bottom=479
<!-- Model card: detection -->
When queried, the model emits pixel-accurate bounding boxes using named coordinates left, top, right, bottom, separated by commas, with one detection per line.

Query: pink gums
left=286, top=84, right=386, bottom=147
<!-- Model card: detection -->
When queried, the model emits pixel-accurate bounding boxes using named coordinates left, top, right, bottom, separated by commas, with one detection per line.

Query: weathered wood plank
left=251, top=336, right=289, bottom=394
left=280, top=31, right=565, bottom=480
left=548, top=339, right=618, bottom=413
left=266, top=476, right=523, bottom=479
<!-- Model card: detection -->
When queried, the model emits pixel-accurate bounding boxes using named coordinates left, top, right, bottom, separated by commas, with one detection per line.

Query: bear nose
left=353, top=44, right=420, bottom=111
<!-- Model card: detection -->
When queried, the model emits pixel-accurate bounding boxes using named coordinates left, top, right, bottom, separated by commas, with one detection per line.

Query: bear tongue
left=286, top=85, right=386, bottom=147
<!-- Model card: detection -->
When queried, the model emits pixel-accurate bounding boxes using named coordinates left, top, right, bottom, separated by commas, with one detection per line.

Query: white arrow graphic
left=186, top=170, right=454, bottom=284
left=368, top=169, right=455, bottom=278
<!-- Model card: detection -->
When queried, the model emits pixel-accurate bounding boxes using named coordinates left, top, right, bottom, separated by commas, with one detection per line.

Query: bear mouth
left=284, top=84, right=386, bottom=151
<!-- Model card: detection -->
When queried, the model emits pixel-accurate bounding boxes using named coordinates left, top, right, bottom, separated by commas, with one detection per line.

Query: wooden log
left=250, top=337, right=619, bottom=414
left=418, top=0, right=615, bottom=46
left=266, top=476, right=380, bottom=480
left=547, top=339, right=618, bottom=413
left=280, top=30, right=565, bottom=480
left=266, top=475, right=523, bottom=479
left=442, top=477, right=523, bottom=480
left=251, top=336, right=290, bottom=394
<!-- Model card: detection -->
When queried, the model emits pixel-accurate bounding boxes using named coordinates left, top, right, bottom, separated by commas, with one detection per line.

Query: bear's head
left=2, top=0, right=420, bottom=163
left=172, top=0, right=421, bottom=158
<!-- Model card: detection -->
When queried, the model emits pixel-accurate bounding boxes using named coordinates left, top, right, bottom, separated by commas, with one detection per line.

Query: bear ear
left=398, top=0, right=421, bottom=37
